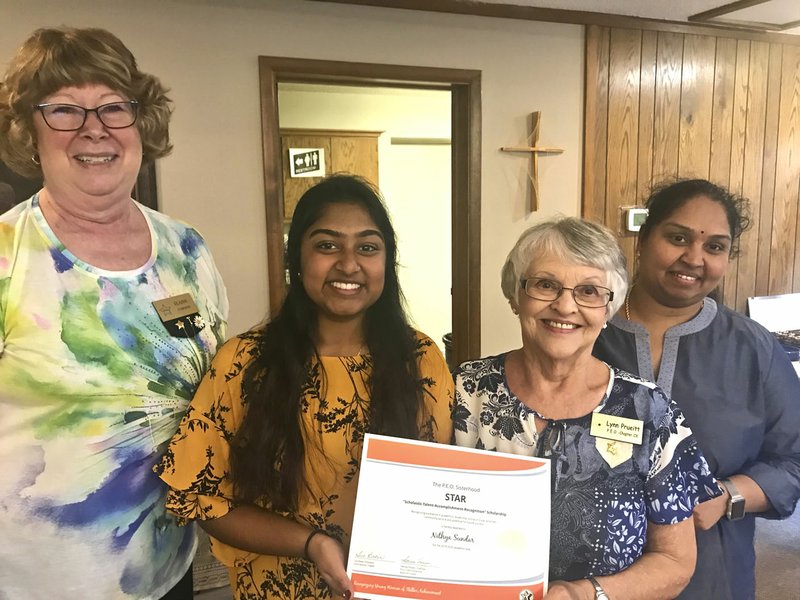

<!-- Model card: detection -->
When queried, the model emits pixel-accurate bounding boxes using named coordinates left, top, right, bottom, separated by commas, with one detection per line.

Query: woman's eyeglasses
left=520, top=277, right=614, bottom=308
left=34, top=100, right=139, bottom=131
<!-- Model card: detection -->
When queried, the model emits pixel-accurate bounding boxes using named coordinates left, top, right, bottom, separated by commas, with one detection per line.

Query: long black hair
left=230, top=174, right=425, bottom=511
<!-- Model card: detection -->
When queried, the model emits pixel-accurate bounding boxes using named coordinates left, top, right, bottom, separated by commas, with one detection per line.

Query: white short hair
left=500, top=216, right=628, bottom=317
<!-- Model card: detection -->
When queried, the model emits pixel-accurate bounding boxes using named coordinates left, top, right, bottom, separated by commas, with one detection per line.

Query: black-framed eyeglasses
left=520, top=277, right=614, bottom=308
left=34, top=100, right=139, bottom=131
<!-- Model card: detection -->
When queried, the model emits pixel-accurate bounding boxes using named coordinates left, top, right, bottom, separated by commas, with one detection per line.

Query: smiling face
left=300, top=201, right=386, bottom=327
left=636, top=195, right=732, bottom=308
left=33, top=83, right=142, bottom=205
left=517, top=255, right=609, bottom=362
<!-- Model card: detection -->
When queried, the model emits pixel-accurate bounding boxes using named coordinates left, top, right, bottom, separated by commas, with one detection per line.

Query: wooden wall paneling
left=636, top=30, right=658, bottom=201
left=707, top=37, right=737, bottom=303
left=792, top=47, right=800, bottom=294
left=631, top=30, right=658, bottom=275
left=606, top=27, right=642, bottom=265
left=755, top=44, right=783, bottom=296
left=708, top=38, right=737, bottom=188
left=652, top=32, right=684, bottom=182
left=678, top=35, right=716, bottom=179
left=722, top=40, right=751, bottom=306
left=583, top=25, right=610, bottom=224
left=734, top=41, right=770, bottom=312
left=584, top=26, right=800, bottom=312
left=771, top=44, right=800, bottom=294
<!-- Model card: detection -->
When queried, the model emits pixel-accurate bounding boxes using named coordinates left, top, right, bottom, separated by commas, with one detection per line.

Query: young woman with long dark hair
left=157, top=175, right=453, bottom=600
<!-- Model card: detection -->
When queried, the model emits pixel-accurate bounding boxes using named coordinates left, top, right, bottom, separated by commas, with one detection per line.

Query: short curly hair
left=500, top=216, right=629, bottom=318
left=0, top=27, right=172, bottom=178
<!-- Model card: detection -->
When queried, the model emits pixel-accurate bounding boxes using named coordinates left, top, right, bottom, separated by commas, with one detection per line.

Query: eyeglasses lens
left=39, top=102, right=137, bottom=131
left=524, top=279, right=610, bottom=307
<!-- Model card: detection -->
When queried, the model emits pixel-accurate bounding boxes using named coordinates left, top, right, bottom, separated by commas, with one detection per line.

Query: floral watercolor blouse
left=452, top=354, right=721, bottom=582
left=0, top=196, right=228, bottom=599
left=156, top=330, right=453, bottom=599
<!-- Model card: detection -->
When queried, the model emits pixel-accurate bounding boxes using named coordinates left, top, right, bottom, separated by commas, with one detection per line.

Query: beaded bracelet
left=303, top=528, right=331, bottom=561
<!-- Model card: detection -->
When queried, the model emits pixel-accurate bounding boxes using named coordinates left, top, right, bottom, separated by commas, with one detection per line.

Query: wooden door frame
left=258, top=56, right=481, bottom=365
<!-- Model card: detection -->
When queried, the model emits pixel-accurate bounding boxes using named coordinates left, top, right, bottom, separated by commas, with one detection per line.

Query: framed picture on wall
left=0, top=159, right=159, bottom=213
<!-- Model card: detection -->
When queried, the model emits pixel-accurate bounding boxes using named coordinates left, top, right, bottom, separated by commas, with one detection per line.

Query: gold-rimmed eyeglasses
left=34, top=100, right=139, bottom=131
left=520, top=277, right=614, bottom=308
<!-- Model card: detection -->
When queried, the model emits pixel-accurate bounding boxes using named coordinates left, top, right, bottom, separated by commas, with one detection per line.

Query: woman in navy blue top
left=594, top=179, right=800, bottom=600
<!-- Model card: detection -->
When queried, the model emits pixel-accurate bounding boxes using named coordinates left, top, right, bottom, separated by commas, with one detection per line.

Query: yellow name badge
left=152, top=293, right=200, bottom=322
left=590, top=413, right=644, bottom=445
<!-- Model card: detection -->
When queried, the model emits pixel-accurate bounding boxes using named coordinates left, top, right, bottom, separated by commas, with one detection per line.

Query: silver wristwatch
left=587, top=576, right=609, bottom=600
left=720, top=478, right=746, bottom=520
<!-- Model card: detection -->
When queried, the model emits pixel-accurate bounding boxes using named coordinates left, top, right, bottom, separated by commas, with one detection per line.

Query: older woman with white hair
left=452, top=217, right=720, bottom=600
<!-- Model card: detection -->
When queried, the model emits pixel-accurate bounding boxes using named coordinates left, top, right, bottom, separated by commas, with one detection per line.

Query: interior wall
left=278, top=85, right=452, bottom=352
left=0, top=0, right=584, bottom=354
left=585, top=25, right=800, bottom=313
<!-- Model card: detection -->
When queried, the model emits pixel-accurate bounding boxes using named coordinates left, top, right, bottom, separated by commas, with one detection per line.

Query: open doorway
left=258, top=57, right=481, bottom=366
left=278, top=83, right=452, bottom=355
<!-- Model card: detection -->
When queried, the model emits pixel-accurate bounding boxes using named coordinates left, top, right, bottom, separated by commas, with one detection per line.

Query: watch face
left=728, top=498, right=746, bottom=520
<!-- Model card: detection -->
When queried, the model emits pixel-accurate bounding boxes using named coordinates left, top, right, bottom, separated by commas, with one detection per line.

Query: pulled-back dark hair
left=639, top=179, right=752, bottom=257
left=230, top=174, right=425, bottom=511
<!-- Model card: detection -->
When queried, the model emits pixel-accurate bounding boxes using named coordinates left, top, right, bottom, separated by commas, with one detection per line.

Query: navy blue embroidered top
left=595, top=298, right=800, bottom=599
left=453, top=355, right=720, bottom=582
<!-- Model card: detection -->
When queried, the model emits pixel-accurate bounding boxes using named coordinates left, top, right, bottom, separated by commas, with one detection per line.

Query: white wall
left=278, top=84, right=452, bottom=352
left=0, top=0, right=584, bottom=354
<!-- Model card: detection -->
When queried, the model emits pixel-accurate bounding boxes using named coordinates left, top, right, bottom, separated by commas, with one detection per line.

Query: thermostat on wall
left=626, top=208, right=648, bottom=232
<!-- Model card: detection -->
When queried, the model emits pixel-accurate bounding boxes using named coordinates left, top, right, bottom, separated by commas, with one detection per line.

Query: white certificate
left=347, top=434, right=550, bottom=600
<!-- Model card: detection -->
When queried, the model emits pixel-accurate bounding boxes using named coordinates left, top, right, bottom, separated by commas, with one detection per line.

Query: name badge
left=590, top=413, right=644, bottom=445
left=152, top=293, right=206, bottom=338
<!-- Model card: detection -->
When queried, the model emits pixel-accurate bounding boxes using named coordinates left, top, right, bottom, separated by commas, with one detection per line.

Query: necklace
left=624, top=285, right=634, bottom=321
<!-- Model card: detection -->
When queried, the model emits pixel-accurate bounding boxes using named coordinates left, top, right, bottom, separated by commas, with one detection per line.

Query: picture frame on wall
left=0, top=159, right=159, bottom=212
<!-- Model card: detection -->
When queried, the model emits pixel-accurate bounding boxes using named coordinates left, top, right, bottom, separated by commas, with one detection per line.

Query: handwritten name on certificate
left=347, top=434, right=550, bottom=600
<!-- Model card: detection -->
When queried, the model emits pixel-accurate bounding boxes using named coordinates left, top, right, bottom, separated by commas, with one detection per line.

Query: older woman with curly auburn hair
left=0, top=27, right=228, bottom=600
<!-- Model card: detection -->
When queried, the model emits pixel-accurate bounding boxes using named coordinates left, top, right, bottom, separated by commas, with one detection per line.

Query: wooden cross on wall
left=500, top=111, right=564, bottom=212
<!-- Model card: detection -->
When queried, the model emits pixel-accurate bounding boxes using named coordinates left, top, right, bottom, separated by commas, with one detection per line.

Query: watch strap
left=587, top=575, right=609, bottom=600
left=720, top=478, right=745, bottom=520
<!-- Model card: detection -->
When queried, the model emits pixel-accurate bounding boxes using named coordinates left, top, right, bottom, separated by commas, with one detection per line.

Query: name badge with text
left=152, top=293, right=206, bottom=338
left=590, top=413, right=644, bottom=445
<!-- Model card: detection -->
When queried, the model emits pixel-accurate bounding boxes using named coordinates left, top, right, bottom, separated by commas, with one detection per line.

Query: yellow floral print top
left=156, top=330, right=453, bottom=599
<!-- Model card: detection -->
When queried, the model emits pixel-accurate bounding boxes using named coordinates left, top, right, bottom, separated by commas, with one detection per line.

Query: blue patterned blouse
left=452, top=355, right=721, bottom=582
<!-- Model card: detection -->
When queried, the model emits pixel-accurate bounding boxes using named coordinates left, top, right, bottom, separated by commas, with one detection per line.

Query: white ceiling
left=475, top=0, right=800, bottom=34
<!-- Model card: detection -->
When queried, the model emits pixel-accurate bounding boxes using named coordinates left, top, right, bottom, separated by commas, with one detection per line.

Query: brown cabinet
left=280, top=129, right=381, bottom=221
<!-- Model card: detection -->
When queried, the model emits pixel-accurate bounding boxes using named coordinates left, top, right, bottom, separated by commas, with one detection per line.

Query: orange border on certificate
left=352, top=573, right=545, bottom=600
left=366, top=436, right=547, bottom=472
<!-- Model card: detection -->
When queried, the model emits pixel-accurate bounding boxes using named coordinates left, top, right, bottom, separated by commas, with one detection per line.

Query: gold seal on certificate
left=347, top=434, right=551, bottom=599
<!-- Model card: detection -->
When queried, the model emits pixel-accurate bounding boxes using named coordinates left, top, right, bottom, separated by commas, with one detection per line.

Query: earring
left=602, top=322, right=608, bottom=329
left=31, top=153, right=40, bottom=166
